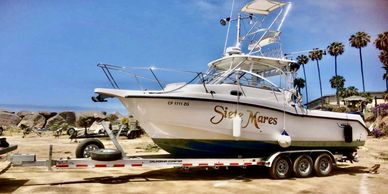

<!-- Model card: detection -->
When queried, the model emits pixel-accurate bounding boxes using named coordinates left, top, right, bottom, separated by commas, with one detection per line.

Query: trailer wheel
left=269, top=155, right=292, bottom=179
left=98, top=129, right=106, bottom=135
left=91, top=149, right=122, bottom=161
left=75, top=139, right=105, bottom=158
left=314, top=153, right=333, bottom=177
left=67, top=128, right=76, bottom=136
left=293, top=154, right=313, bottom=178
left=136, top=130, right=142, bottom=138
left=126, top=131, right=135, bottom=139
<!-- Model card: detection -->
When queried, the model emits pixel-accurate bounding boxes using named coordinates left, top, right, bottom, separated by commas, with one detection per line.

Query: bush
left=121, top=117, right=129, bottom=125
left=372, top=103, right=388, bottom=117
left=371, top=128, right=384, bottom=138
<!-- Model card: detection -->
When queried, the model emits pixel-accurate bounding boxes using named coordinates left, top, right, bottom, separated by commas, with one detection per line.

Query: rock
left=16, top=111, right=34, bottom=118
left=0, top=109, right=15, bottom=114
left=114, top=112, right=125, bottom=119
left=78, top=111, right=106, bottom=120
left=45, top=115, right=66, bottom=130
left=106, top=113, right=119, bottom=122
left=377, top=115, right=388, bottom=135
left=0, top=112, right=21, bottom=127
left=18, top=113, right=46, bottom=129
left=364, top=112, right=375, bottom=122
left=39, top=112, right=57, bottom=119
left=59, top=111, right=76, bottom=125
left=76, top=111, right=106, bottom=128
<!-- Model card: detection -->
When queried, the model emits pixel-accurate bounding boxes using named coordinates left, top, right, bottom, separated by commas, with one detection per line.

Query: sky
left=0, top=0, right=387, bottom=114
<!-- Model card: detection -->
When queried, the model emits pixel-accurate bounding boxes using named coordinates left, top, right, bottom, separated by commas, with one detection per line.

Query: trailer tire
left=269, top=155, right=292, bottom=179
left=75, top=139, right=105, bottom=158
left=98, top=129, right=106, bottom=135
left=293, top=154, right=313, bottom=178
left=136, top=130, right=142, bottom=138
left=127, top=131, right=135, bottom=139
left=314, top=153, right=333, bottom=177
left=67, top=128, right=76, bottom=136
left=91, top=149, right=122, bottom=161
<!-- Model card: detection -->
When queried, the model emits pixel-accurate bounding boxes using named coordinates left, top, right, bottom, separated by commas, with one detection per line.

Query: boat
left=92, top=0, right=368, bottom=158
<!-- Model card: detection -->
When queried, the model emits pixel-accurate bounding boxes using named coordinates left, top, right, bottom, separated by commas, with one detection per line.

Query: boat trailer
left=5, top=122, right=358, bottom=179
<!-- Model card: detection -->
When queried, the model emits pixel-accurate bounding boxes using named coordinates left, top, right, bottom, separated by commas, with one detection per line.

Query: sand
left=1, top=133, right=387, bottom=194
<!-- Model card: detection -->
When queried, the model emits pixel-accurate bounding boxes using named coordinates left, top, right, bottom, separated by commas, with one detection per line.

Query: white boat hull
left=116, top=93, right=367, bottom=157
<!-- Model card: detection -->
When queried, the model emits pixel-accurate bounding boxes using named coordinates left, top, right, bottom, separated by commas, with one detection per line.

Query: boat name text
left=210, top=105, right=277, bottom=129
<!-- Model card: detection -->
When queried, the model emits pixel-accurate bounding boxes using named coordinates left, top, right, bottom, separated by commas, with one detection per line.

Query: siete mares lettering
left=210, top=105, right=277, bottom=129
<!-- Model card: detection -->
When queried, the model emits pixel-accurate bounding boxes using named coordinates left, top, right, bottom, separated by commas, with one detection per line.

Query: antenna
left=277, top=3, right=292, bottom=31
left=223, top=0, right=235, bottom=54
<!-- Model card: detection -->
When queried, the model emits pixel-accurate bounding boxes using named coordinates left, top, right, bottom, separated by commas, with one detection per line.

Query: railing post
left=149, top=68, right=164, bottom=91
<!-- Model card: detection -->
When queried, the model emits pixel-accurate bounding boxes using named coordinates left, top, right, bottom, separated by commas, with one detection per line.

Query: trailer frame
left=7, top=122, right=358, bottom=179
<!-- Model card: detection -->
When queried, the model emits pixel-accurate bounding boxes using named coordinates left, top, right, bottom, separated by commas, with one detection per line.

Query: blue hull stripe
left=153, top=139, right=363, bottom=158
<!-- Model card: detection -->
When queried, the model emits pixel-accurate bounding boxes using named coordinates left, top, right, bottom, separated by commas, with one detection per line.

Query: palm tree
left=339, top=86, right=359, bottom=98
left=375, top=32, right=388, bottom=91
left=349, top=32, right=371, bottom=92
left=374, top=31, right=388, bottom=51
left=289, top=62, right=300, bottom=80
left=329, top=75, right=345, bottom=106
left=327, top=42, right=345, bottom=76
left=383, top=66, right=388, bottom=91
left=296, top=55, right=309, bottom=103
left=309, top=48, right=325, bottom=107
left=379, top=50, right=388, bottom=66
left=289, top=62, right=300, bottom=72
left=293, top=78, right=305, bottom=94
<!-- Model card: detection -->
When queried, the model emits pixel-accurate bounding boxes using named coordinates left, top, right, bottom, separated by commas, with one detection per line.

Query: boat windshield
left=221, top=70, right=282, bottom=92
left=200, top=68, right=282, bottom=92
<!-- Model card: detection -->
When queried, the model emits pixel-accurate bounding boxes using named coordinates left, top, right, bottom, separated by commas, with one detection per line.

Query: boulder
left=0, top=109, right=15, bottom=114
left=76, top=111, right=106, bottom=128
left=0, top=112, right=21, bottom=127
left=106, top=113, right=119, bottom=122
left=78, top=111, right=106, bottom=120
left=18, top=113, right=46, bottom=129
left=59, top=111, right=76, bottom=125
left=364, top=112, right=375, bottom=122
left=39, top=111, right=57, bottom=119
left=16, top=111, right=34, bottom=118
left=45, top=115, right=66, bottom=130
left=378, top=115, right=388, bottom=134
left=113, top=112, right=125, bottom=119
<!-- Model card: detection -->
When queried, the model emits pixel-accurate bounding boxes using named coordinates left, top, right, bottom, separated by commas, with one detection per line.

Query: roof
left=241, top=0, right=287, bottom=15
left=343, top=95, right=367, bottom=101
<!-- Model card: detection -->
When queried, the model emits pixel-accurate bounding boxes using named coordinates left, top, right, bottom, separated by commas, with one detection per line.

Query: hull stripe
left=153, top=138, right=365, bottom=157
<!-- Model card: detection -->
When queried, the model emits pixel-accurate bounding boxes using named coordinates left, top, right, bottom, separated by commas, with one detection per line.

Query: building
left=305, top=91, right=386, bottom=110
